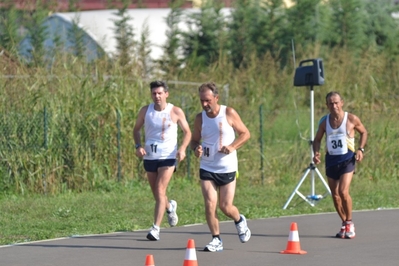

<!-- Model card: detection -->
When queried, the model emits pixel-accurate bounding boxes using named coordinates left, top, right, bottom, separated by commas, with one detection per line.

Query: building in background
left=5, top=0, right=235, bottom=11
left=18, top=8, right=232, bottom=62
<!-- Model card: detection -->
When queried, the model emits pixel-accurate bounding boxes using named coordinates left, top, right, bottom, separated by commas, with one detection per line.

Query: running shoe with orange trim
left=335, top=222, right=345, bottom=238
left=344, top=221, right=355, bottom=239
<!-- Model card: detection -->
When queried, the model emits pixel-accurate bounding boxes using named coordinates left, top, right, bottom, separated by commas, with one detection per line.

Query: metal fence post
left=43, top=106, right=48, bottom=194
left=116, top=109, right=122, bottom=182
left=259, top=104, right=264, bottom=184
left=43, top=106, right=48, bottom=149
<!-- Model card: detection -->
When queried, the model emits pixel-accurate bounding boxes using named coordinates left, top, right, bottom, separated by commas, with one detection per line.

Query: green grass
left=1, top=175, right=398, bottom=246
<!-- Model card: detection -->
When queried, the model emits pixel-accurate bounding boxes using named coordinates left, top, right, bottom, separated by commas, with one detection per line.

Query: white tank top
left=143, top=103, right=177, bottom=160
left=200, top=105, right=237, bottom=173
left=326, top=112, right=355, bottom=155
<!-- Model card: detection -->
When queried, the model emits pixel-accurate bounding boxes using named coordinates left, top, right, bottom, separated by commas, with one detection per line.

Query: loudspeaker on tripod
left=294, top=58, right=324, bottom=87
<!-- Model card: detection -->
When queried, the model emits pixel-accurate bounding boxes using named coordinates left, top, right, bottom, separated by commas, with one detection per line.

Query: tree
left=322, top=0, right=370, bottom=52
left=228, top=0, right=288, bottom=68
left=180, top=1, right=227, bottom=68
left=363, top=0, right=399, bottom=55
left=67, top=18, right=86, bottom=59
left=228, top=0, right=261, bottom=68
left=21, top=3, right=50, bottom=66
left=112, top=3, right=136, bottom=68
left=285, top=0, right=322, bottom=47
left=254, top=0, right=290, bottom=64
left=137, top=19, right=152, bottom=78
left=0, top=5, right=21, bottom=57
left=157, top=5, right=184, bottom=78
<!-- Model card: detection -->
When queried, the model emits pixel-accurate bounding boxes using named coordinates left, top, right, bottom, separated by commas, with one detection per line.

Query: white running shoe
left=204, top=237, right=223, bottom=252
left=235, top=214, right=251, bottom=243
left=167, top=200, right=178, bottom=227
left=146, top=226, right=160, bottom=241
left=336, top=222, right=345, bottom=238
left=344, top=221, right=355, bottom=239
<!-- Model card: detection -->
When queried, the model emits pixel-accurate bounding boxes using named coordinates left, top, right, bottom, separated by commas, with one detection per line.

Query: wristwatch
left=358, top=147, right=365, bottom=153
left=135, top=144, right=142, bottom=149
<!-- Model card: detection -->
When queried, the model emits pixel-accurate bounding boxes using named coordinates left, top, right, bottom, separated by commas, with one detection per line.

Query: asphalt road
left=1, top=208, right=398, bottom=266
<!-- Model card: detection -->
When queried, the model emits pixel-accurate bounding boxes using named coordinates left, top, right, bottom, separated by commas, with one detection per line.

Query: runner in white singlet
left=190, top=82, right=251, bottom=252
left=133, top=81, right=191, bottom=241
left=313, top=91, right=367, bottom=239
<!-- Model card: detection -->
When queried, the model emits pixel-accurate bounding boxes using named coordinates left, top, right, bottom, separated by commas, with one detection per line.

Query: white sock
left=167, top=203, right=173, bottom=213
left=153, top=224, right=160, bottom=230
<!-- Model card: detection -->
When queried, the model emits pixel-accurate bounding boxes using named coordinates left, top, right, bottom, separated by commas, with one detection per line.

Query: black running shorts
left=144, top=159, right=176, bottom=172
left=326, top=156, right=356, bottom=180
left=199, top=168, right=236, bottom=186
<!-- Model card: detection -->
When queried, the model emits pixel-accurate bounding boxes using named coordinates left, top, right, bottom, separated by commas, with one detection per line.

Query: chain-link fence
left=1, top=90, right=398, bottom=194
left=0, top=103, right=306, bottom=193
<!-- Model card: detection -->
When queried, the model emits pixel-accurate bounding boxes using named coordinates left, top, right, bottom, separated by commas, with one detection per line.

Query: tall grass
left=0, top=46, right=398, bottom=195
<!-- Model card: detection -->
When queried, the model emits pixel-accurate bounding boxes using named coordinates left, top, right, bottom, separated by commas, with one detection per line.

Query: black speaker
left=294, top=58, right=324, bottom=87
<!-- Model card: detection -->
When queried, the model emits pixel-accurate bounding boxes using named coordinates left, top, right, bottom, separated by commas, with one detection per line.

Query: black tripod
left=283, top=84, right=331, bottom=209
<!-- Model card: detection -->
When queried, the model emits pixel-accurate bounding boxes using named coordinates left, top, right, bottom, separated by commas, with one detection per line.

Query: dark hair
left=150, top=80, right=168, bottom=92
left=198, top=82, right=219, bottom=96
left=325, top=91, right=342, bottom=103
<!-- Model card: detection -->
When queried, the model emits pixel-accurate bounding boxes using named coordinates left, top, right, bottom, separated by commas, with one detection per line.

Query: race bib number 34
left=327, top=133, right=348, bottom=155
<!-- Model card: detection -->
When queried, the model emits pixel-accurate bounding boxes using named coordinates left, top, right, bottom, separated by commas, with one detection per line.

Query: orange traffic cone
left=183, top=239, right=198, bottom=266
left=145, top=254, right=155, bottom=266
left=280, top=222, right=307, bottom=255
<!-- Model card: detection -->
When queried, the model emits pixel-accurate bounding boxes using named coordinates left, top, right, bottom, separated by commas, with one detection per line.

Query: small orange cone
left=145, top=254, right=155, bottom=266
left=280, top=222, right=307, bottom=255
left=183, top=239, right=198, bottom=266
